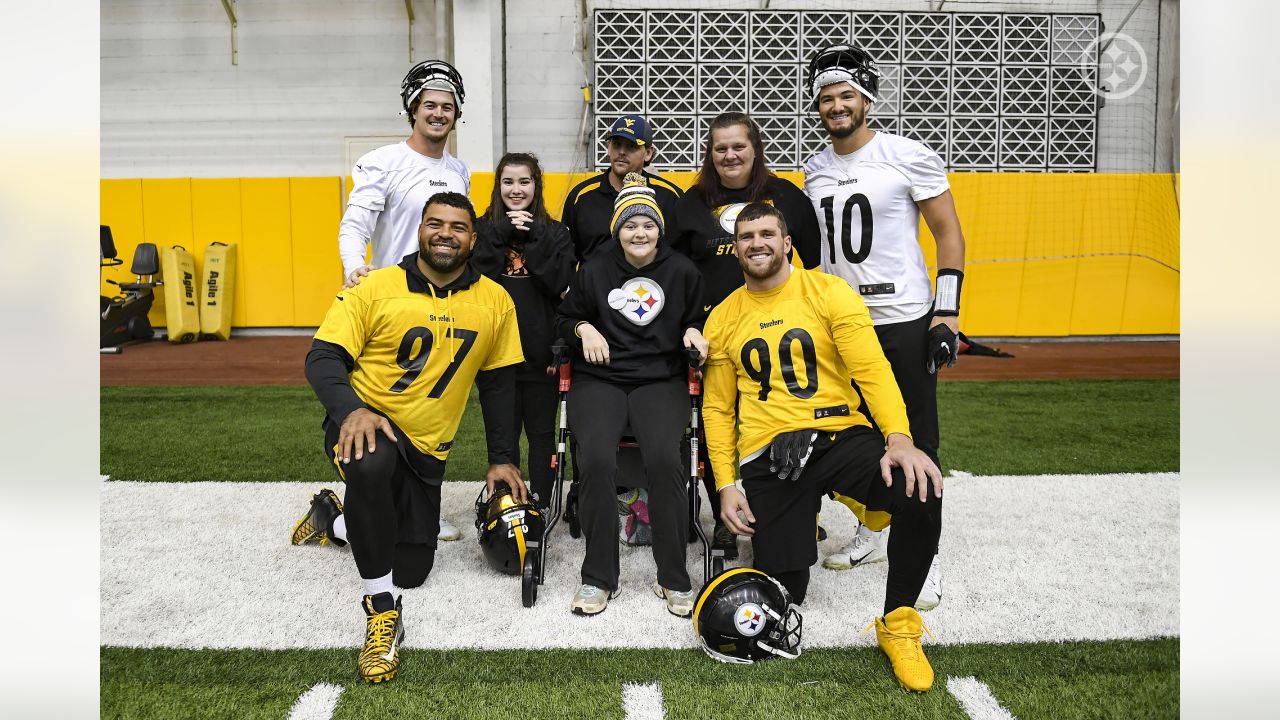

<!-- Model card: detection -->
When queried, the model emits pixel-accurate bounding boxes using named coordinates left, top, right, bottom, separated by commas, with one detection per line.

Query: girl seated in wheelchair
left=555, top=173, right=708, bottom=618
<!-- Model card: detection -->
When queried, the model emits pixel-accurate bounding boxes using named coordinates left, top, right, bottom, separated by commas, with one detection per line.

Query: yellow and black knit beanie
left=610, top=172, right=665, bottom=240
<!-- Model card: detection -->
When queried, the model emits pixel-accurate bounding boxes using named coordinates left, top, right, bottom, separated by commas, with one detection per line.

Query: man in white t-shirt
left=336, top=59, right=471, bottom=541
left=801, top=44, right=967, bottom=607
left=339, top=59, right=472, bottom=288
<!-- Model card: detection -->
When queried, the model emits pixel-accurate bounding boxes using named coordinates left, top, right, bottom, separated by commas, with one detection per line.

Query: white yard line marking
left=947, top=676, right=1017, bottom=720
left=100, top=473, right=1179, bottom=650
left=286, top=682, right=344, bottom=720
left=622, top=682, right=666, bottom=720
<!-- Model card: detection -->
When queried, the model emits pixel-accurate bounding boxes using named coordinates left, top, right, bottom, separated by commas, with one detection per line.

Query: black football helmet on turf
left=400, top=59, right=466, bottom=117
left=474, top=482, right=544, bottom=575
left=806, top=43, right=881, bottom=106
left=694, top=568, right=803, bottom=664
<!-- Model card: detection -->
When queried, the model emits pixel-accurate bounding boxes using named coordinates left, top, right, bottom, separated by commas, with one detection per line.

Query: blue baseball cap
left=605, top=114, right=653, bottom=146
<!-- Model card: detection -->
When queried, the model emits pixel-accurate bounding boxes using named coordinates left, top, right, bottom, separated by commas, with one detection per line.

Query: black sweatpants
left=743, top=425, right=942, bottom=612
left=325, top=421, right=440, bottom=589
left=509, top=376, right=558, bottom=505
left=567, top=377, right=691, bottom=593
left=857, top=312, right=940, bottom=468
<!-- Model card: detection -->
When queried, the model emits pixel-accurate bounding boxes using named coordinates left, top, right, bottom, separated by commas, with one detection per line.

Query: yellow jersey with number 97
left=701, top=266, right=909, bottom=491
left=314, top=262, right=523, bottom=461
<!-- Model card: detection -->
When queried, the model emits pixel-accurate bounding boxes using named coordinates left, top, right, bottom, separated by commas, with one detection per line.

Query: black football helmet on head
left=806, top=43, right=880, bottom=106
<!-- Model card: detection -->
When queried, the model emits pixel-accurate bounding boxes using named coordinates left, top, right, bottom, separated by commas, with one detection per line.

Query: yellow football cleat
left=290, top=489, right=344, bottom=546
left=870, top=606, right=935, bottom=692
left=358, top=594, right=404, bottom=684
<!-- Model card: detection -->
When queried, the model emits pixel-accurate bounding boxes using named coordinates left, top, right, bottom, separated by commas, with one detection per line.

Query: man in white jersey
left=802, top=44, right=966, bottom=604
left=336, top=59, right=472, bottom=541
left=339, top=60, right=472, bottom=288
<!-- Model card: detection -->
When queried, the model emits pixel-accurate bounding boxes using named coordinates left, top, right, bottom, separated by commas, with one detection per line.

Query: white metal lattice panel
left=1001, top=65, right=1050, bottom=117
left=593, top=115, right=613, bottom=169
left=750, top=11, right=800, bottom=64
left=1048, top=116, right=1096, bottom=169
left=647, top=115, right=700, bottom=171
left=1002, top=14, right=1051, bottom=66
left=900, top=115, right=949, bottom=164
left=900, top=64, right=950, bottom=116
left=873, top=63, right=902, bottom=117
left=647, top=10, right=697, bottom=64
left=952, top=65, right=999, bottom=116
left=953, top=14, right=1001, bottom=65
left=852, top=12, right=901, bottom=65
left=799, top=121, right=827, bottom=165
left=999, top=116, right=1047, bottom=169
left=594, top=11, right=645, bottom=63
left=749, top=64, right=802, bottom=116
left=902, top=12, right=951, bottom=65
left=1051, top=66, right=1097, bottom=117
left=801, top=11, right=852, bottom=61
left=1051, top=15, right=1100, bottom=66
left=697, top=63, right=748, bottom=116
left=647, top=63, right=697, bottom=116
left=698, top=11, right=749, bottom=64
left=594, top=62, right=646, bottom=118
left=755, top=114, right=800, bottom=169
left=867, top=115, right=899, bottom=136
left=949, top=116, right=999, bottom=169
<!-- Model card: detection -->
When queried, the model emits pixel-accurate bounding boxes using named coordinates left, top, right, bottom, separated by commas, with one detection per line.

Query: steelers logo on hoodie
left=606, top=277, right=666, bottom=326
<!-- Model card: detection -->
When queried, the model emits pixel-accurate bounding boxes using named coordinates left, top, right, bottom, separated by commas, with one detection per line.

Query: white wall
left=101, top=0, right=1177, bottom=177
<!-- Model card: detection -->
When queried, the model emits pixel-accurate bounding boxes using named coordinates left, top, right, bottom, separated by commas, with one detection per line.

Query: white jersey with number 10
left=802, top=132, right=949, bottom=324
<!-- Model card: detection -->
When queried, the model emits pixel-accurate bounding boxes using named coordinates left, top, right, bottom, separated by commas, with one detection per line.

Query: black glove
left=926, top=323, right=959, bottom=374
left=768, top=429, right=818, bottom=482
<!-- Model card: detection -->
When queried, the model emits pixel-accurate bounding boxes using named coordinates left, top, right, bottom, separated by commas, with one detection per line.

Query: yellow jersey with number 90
left=701, top=266, right=910, bottom=491
left=314, top=263, right=523, bottom=461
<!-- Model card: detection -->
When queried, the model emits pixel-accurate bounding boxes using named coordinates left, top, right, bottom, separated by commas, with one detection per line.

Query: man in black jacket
left=561, top=115, right=683, bottom=262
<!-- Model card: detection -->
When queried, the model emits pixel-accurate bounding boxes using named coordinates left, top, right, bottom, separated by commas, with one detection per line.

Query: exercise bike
left=100, top=225, right=161, bottom=354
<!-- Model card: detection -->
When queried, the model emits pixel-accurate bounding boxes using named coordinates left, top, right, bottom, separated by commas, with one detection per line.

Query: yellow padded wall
left=100, top=179, right=145, bottom=297
left=140, top=179, right=195, bottom=325
left=239, top=179, right=295, bottom=326
left=191, top=179, right=245, bottom=327
left=290, top=177, right=344, bottom=326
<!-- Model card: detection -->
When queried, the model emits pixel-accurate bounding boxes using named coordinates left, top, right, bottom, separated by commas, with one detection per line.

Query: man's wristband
left=933, top=269, right=964, bottom=317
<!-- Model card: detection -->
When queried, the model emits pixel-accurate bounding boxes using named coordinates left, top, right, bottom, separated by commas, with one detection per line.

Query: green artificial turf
left=100, top=379, right=1178, bottom=482
left=100, top=638, right=1178, bottom=720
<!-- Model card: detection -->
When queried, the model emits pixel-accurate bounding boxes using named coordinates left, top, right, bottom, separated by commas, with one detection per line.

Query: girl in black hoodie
left=555, top=173, right=707, bottom=618
left=471, top=152, right=575, bottom=507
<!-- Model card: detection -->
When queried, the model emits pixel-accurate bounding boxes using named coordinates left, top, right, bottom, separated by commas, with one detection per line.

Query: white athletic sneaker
left=822, top=523, right=888, bottom=570
left=438, top=517, right=461, bottom=542
left=652, top=582, right=697, bottom=618
left=915, top=554, right=942, bottom=612
left=571, top=584, right=618, bottom=616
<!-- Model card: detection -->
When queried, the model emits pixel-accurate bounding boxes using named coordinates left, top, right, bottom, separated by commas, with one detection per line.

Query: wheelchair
left=546, top=339, right=727, bottom=586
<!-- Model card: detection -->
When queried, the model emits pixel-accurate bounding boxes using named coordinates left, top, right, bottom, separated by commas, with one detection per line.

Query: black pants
left=509, top=376, right=558, bottom=505
left=855, top=312, right=940, bottom=468
left=325, top=422, right=439, bottom=589
left=743, top=425, right=942, bottom=612
left=568, top=377, right=691, bottom=592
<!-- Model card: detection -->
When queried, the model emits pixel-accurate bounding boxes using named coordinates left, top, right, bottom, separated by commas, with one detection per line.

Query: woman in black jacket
left=555, top=173, right=707, bottom=618
left=669, top=111, right=823, bottom=560
left=471, top=152, right=575, bottom=508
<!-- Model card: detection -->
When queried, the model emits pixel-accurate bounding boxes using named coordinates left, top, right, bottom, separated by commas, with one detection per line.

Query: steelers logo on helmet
left=474, top=482, right=543, bottom=575
left=694, top=568, right=803, bottom=664
left=400, top=59, right=466, bottom=116
left=806, top=42, right=881, bottom=107
left=606, top=277, right=666, bottom=326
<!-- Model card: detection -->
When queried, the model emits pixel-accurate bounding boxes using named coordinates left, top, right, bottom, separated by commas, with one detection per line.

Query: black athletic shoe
left=712, top=520, right=739, bottom=560
left=290, top=489, right=346, bottom=547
